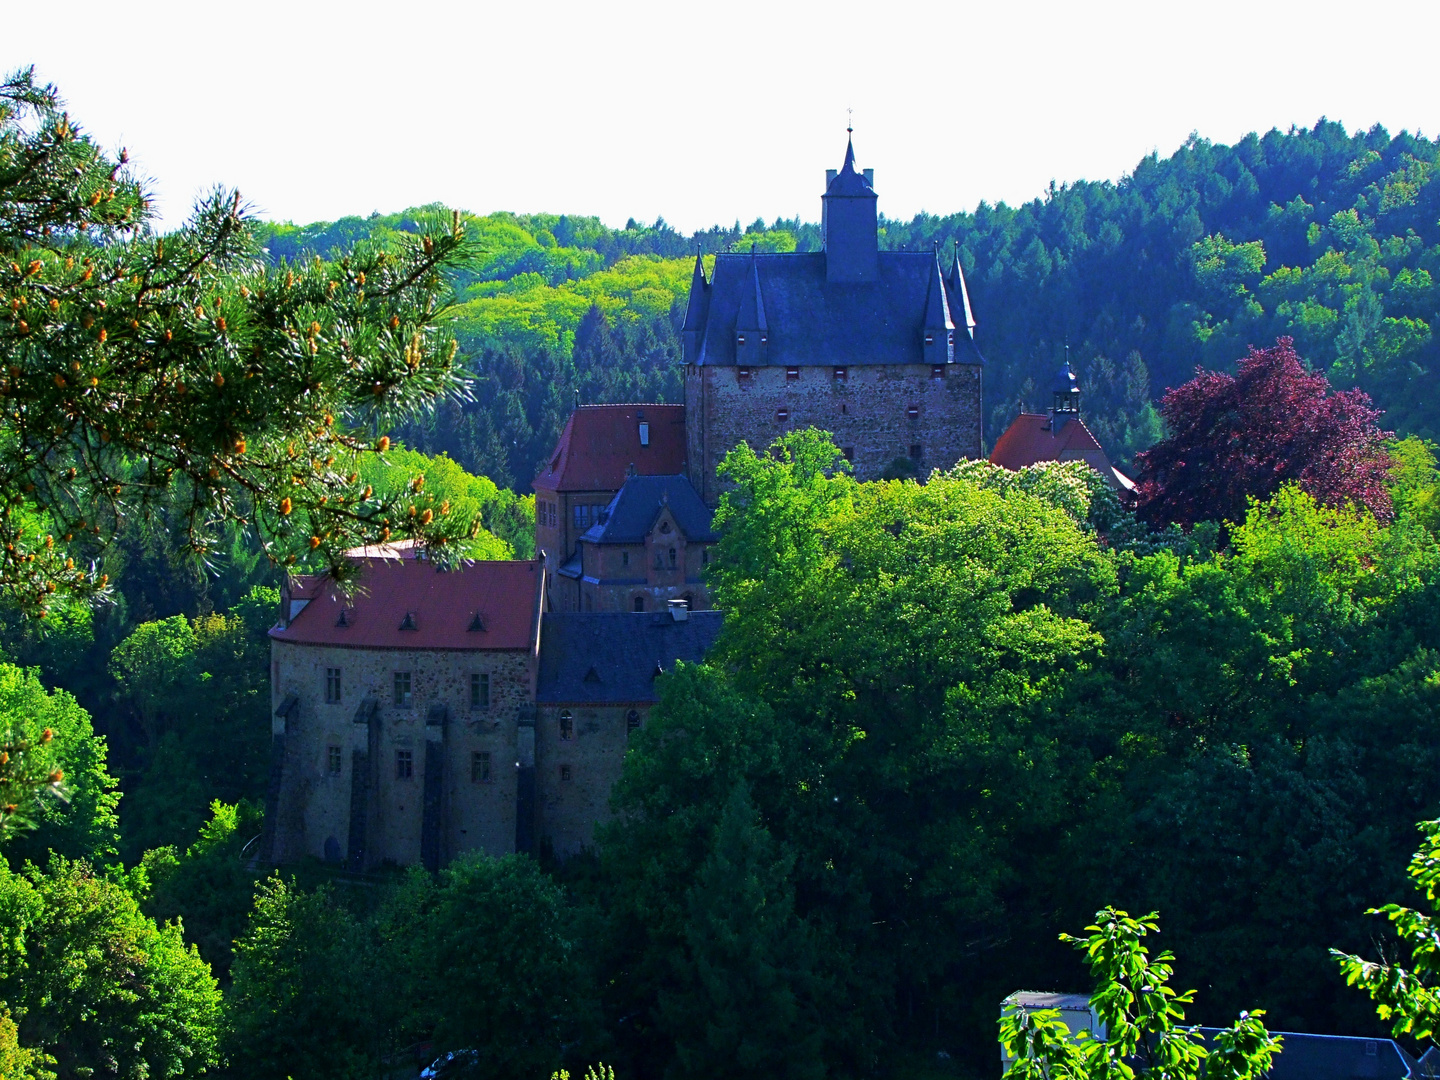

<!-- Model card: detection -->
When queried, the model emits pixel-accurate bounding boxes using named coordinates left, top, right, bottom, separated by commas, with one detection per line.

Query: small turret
left=681, top=252, right=710, bottom=364
left=822, top=131, right=879, bottom=283
left=1051, top=359, right=1080, bottom=426
left=922, top=253, right=956, bottom=365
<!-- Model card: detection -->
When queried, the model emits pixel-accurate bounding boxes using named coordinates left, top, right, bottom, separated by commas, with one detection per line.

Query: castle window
left=633, top=596, right=645, bottom=612
left=398, top=611, right=417, bottom=631
left=472, top=751, right=491, bottom=783
left=737, top=334, right=746, bottom=346
left=776, top=407, right=789, bottom=423
left=842, top=447, right=854, bottom=462
left=833, top=366, right=847, bottom=382
left=925, top=333, right=934, bottom=345
left=932, top=365, right=945, bottom=380
left=639, top=421, right=650, bottom=446
left=654, top=551, right=664, bottom=570
left=559, top=711, right=574, bottom=740
left=327, top=745, right=342, bottom=774
left=470, top=673, right=490, bottom=711
left=786, top=367, right=799, bottom=382
left=910, top=444, right=922, bottom=462
left=659, top=521, right=672, bottom=534
left=627, top=709, right=641, bottom=733
left=560, top=765, right=573, bottom=783
left=393, top=671, right=412, bottom=708
left=325, top=667, right=341, bottom=704
left=701, top=547, right=709, bottom=565
left=669, top=547, right=677, bottom=568
left=737, top=367, right=752, bottom=385
left=907, top=404, right=920, bottom=420
left=395, top=749, right=414, bottom=780
left=622, top=550, right=629, bottom=567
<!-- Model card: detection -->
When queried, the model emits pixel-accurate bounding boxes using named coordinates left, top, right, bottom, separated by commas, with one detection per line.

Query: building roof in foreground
left=1199, top=1029, right=1417, bottom=1080
left=988, top=413, right=1135, bottom=492
left=536, top=611, right=723, bottom=705
left=580, top=474, right=717, bottom=545
left=532, top=404, right=686, bottom=493
left=270, top=558, right=542, bottom=651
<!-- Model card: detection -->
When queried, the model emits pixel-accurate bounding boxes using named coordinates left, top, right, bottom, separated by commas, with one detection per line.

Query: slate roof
left=536, top=611, right=724, bottom=705
left=825, top=135, right=874, bottom=196
left=988, top=413, right=1135, bottom=492
left=687, top=250, right=983, bottom=368
left=580, top=474, right=717, bottom=545
left=532, top=404, right=686, bottom=493
left=269, top=558, right=542, bottom=651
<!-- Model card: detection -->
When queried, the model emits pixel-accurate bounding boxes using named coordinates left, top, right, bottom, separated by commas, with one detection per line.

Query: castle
left=264, top=136, right=1067, bottom=869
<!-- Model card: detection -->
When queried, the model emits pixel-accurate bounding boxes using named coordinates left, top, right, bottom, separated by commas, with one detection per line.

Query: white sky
left=6, top=0, right=1439, bottom=234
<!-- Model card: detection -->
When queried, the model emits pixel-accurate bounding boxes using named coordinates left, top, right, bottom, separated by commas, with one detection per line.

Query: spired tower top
left=822, top=133, right=878, bottom=283
left=1052, top=359, right=1081, bottom=423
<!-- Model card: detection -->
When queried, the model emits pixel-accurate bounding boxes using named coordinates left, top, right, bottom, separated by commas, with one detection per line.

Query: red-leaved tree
left=1135, top=338, right=1393, bottom=528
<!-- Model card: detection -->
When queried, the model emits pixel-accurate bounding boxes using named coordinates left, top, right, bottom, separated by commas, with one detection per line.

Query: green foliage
left=141, top=799, right=264, bottom=980
left=1000, top=909, right=1281, bottom=1080
left=107, top=586, right=275, bottom=856
left=0, top=664, right=118, bottom=864
left=0, top=856, right=221, bottom=1077
left=1333, top=820, right=1440, bottom=1044
left=357, top=444, right=533, bottom=559
left=1390, top=435, right=1440, bottom=533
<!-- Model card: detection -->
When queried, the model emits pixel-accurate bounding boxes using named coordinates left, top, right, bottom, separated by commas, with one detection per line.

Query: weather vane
left=847, top=107, right=853, bottom=134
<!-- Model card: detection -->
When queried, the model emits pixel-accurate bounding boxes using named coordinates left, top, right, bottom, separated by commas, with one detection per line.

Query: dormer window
left=335, top=609, right=350, bottom=627
left=659, top=521, right=672, bottom=535
left=398, top=611, right=418, bottom=631
left=468, top=612, right=485, bottom=632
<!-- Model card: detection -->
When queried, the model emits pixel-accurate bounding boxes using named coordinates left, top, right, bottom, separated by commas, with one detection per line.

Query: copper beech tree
left=1134, top=337, right=1393, bottom=529
left=0, top=67, right=483, bottom=622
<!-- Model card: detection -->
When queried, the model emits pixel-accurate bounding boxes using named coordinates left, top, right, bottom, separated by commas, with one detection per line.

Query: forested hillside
left=260, top=120, right=1440, bottom=483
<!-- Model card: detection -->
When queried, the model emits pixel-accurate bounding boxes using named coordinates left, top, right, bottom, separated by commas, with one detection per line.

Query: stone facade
left=269, top=639, right=534, bottom=869
left=535, top=702, right=646, bottom=858
left=685, top=360, right=982, bottom=503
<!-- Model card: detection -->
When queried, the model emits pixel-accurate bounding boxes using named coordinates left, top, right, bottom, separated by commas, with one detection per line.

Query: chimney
left=668, top=598, right=689, bottom=622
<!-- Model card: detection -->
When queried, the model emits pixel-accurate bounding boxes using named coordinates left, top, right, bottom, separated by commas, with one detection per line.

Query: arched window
left=668, top=547, right=677, bottom=568
left=626, top=709, right=641, bottom=733
left=633, top=596, right=645, bottom=612
left=559, top=711, right=574, bottom=740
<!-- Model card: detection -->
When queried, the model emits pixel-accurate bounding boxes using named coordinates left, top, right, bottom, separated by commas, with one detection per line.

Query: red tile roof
left=270, top=558, right=542, bottom=651
left=989, top=413, right=1135, bottom=491
left=532, top=404, right=686, bottom=493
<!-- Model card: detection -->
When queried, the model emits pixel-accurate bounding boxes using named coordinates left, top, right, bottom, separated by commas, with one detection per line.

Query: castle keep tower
left=682, top=135, right=984, bottom=503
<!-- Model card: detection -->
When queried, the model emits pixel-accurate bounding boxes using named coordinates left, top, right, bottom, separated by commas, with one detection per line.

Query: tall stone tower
left=683, top=135, right=984, bottom=504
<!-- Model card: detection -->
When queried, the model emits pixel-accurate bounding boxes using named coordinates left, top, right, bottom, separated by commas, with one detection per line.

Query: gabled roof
left=988, top=413, right=1135, bottom=492
left=536, top=611, right=724, bottom=704
left=269, top=557, right=542, bottom=650
left=532, top=404, right=686, bottom=493
left=691, top=250, right=985, bottom=367
left=1199, top=1029, right=1416, bottom=1080
left=580, top=474, right=717, bottom=545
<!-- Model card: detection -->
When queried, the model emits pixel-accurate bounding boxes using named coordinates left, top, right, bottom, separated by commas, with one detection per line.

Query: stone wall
left=686, top=362, right=983, bottom=504
left=536, top=701, right=648, bottom=857
left=269, top=640, right=535, bottom=868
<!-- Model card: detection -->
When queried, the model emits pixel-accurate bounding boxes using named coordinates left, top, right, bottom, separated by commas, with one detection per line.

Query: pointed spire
left=737, top=251, right=767, bottom=331
left=681, top=250, right=709, bottom=333
left=923, top=252, right=955, bottom=332
left=947, top=241, right=976, bottom=332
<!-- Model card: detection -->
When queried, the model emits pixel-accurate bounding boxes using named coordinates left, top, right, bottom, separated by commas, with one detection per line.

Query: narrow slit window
left=559, top=711, right=574, bottom=741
